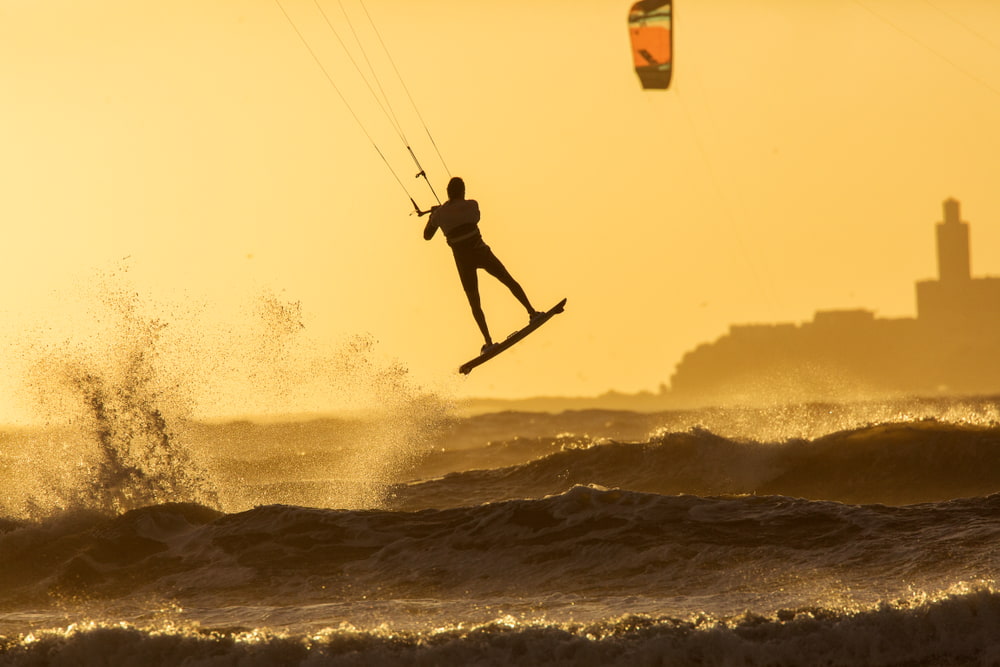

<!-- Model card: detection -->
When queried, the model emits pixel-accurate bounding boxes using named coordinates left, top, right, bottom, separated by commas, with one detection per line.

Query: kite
left=629, top=0, right=672, bottom=90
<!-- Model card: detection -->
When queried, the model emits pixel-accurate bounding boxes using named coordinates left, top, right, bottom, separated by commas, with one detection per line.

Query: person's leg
left=456, top=258, right=492, bottom=347
left=480, top=248, right=538, bottom=316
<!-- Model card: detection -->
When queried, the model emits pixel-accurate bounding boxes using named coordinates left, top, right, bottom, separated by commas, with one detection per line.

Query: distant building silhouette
left=670, top=199, right=1000, bottom=404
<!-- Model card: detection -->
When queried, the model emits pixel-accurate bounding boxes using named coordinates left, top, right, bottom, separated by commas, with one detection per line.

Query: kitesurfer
left=423, top=177, right=541, bottom=352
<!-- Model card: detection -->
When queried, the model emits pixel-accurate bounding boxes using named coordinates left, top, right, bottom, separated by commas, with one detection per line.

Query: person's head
left=447, top=177, right=465, bottom=200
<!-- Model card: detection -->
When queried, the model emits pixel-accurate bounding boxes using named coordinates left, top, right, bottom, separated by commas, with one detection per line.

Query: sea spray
left=195, top=290, right=451, bottom=510
left=19, top=287, right=217, bottom=517
left=304, top=333, right=451, bottom=509
left=6, top=271, right=452, bottom=516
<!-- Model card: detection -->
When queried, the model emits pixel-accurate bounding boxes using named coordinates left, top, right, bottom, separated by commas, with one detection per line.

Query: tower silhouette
left=936, top=198, right=971, bottom=282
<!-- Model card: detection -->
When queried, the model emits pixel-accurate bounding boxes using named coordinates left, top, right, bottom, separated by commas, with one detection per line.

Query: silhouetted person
left=424, top=177, right=540, bottom=352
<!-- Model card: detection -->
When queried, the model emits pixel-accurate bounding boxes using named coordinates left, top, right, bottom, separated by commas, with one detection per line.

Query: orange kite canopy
left=629, top=0, right=672, bottom=90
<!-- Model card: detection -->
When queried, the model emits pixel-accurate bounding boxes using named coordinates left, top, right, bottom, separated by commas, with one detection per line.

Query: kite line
left=272, top=0, right=448, bottom=214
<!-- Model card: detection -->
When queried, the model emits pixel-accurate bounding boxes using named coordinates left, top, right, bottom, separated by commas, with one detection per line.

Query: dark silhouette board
left=459, top=298, right=567, bottom=375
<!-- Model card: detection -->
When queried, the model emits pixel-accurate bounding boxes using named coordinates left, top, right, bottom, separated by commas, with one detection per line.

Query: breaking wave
left=3, top=585, right=1000, bottom=666
left=394, top=419, right=1000, bottom=509
left=2, top=486, right=998, bottom=613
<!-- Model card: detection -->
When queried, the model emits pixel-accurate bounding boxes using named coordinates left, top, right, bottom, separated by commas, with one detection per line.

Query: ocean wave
left=393, top=420, right=1000, bottom=509
left=3, top=585, right=1000, bottom=666
left=2, top=488, right=999, bottom=612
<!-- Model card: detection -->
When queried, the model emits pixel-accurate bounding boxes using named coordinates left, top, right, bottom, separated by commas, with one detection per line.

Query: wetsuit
left=423, top=198, right=522, bottom=305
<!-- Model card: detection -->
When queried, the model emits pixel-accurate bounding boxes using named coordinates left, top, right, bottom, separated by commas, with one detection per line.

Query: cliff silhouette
left=669, top=199, right=1000, bottom=405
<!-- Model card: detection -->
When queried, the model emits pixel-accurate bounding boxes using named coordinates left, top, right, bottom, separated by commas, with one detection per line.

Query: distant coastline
left=664, top=199, right=1000, bottom=406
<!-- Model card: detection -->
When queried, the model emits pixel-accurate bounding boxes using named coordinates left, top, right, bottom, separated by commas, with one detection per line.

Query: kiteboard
left=459, top=298, right=567, bottom=375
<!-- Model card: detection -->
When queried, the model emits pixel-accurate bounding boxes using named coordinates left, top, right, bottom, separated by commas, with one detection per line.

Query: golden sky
left=1, top=0, right=999, bottom=421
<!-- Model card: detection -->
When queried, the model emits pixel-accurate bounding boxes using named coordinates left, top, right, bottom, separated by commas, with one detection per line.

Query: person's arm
left=423, top=206, right=440, bottom=240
